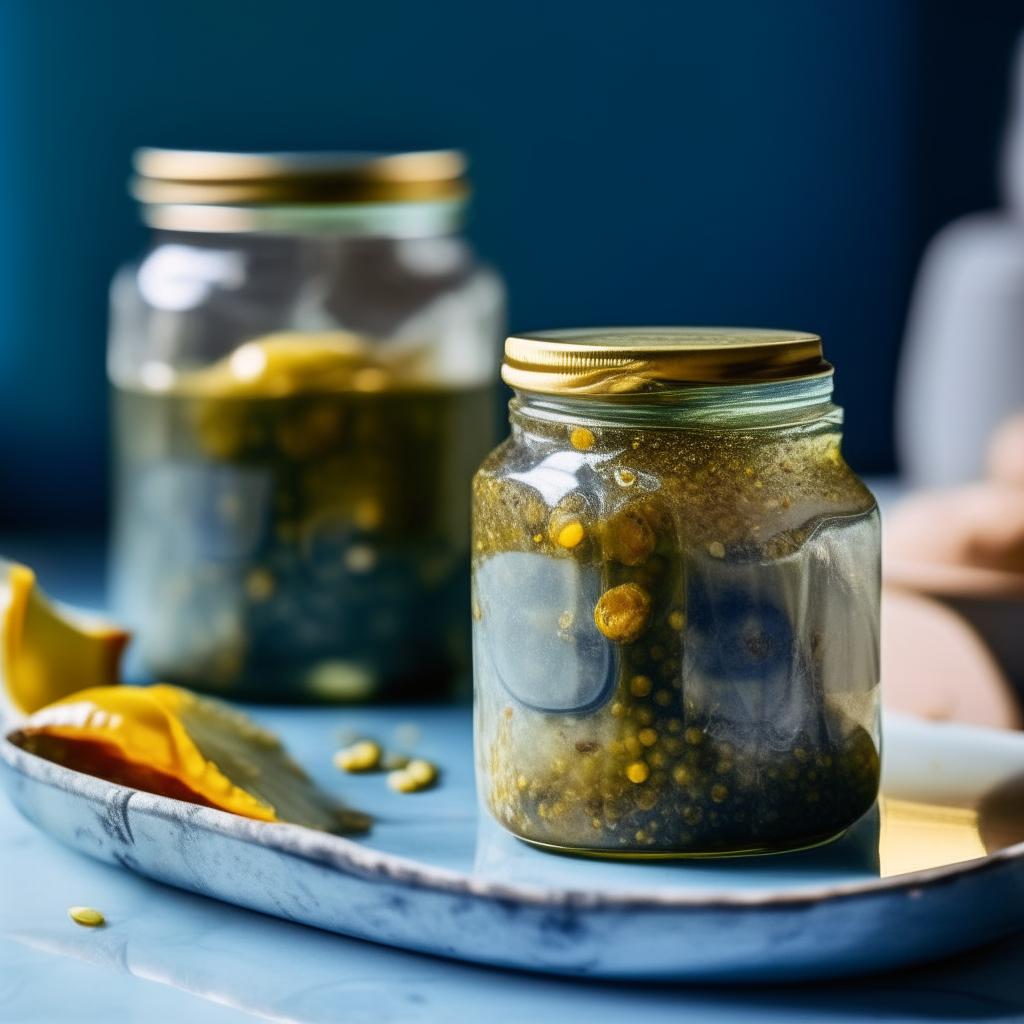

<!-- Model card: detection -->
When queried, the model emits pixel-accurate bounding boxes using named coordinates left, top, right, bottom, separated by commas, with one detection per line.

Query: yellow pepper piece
left=14, top=685, right=274, bottom=821
left=12, top=685, right=370, bottom=834
left=181, top=332, right=431, bottom=398
left=1, top=559, right=129, bottom=717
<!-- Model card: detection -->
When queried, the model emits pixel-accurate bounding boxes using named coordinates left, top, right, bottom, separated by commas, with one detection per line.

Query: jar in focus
left=109, top=149, right=505, bottom=701
left=472, top=328, right=880, bottom=857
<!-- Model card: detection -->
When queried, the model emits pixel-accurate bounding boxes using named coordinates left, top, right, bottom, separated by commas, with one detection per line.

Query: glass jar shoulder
left=473, top=411, right=877, bottom=565
left=109, top=231, right=505, bottom=387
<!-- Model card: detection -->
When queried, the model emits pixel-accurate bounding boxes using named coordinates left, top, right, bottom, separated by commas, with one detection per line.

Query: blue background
left=1, top=0, right=1022, bottom=529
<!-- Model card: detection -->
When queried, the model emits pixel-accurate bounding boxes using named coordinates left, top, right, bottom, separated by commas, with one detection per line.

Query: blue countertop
left=5, top=746, right=1024, bottom=1024
left=3, top=526, right=1024, bottom=1023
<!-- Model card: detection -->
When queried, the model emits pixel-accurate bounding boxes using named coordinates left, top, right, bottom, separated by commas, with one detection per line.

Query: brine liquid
left=112, top=384, right=496, bottom=700
left=472, top=410, right=881, bottom=856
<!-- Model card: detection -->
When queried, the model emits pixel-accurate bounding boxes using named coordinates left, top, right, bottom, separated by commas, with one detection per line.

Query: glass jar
left=472, top=328, right=880, bottom=857
left=109, top=149, right=505, bottom=701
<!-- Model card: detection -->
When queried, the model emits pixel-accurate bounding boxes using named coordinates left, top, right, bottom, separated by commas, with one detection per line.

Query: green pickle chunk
left=473, top=409, right=881, bottom=856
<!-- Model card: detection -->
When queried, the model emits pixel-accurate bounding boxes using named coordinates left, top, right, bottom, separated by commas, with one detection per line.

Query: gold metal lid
left=130, top=148, right=469, bottom=206
left=501, top=327, right=832, bottom=395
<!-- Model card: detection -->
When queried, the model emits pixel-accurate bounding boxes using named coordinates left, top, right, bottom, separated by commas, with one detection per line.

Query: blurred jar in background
left=109, top=149, right=505, bottom=701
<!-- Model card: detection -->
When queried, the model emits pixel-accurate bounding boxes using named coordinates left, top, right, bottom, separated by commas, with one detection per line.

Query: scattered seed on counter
left=334, top=740, right=381, bottom=772
left=68, top=906, right=105, bottom=927
left=387, top=759, right=438, bottom=792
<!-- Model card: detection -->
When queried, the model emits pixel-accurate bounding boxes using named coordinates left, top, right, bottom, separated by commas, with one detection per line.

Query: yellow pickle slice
left=1, top=557, right=129, bottom=718
left=10, top=685, right=370, bottom=834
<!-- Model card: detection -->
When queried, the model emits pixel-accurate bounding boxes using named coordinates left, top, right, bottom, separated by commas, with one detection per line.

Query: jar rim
left=502, top=327, right=833, bottom=394
left=511, top=375, right=838, bottom=430
left=131, top=148, right=468, bottom=204
left=130, top=148, right=470, bottom=237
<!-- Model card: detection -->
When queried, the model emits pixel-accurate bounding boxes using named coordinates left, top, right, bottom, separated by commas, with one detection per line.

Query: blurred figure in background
left=883, top=412, right=1024, bottom=730
left=887, top=33, right=1024, bottom=729
left=897, top=33, right=1024, bottom=487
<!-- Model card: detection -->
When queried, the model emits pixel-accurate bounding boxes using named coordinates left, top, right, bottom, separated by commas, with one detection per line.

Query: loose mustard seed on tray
left=332, top=736, right=437, bottom=792
left=387, top=759, right=438, bottom=793
left=68, top=907, right=105, bottom=927
left=334, top=740, right=382, bottom=773
left=472, top=328, right=881, bottom=859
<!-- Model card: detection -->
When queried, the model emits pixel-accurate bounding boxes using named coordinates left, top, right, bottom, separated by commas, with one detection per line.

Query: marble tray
left=3, top=707, right=1024, bottom=983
